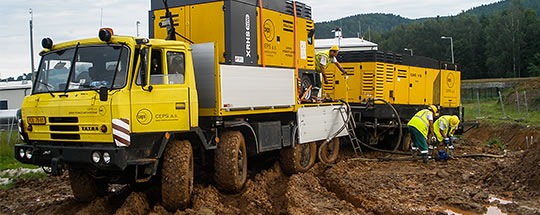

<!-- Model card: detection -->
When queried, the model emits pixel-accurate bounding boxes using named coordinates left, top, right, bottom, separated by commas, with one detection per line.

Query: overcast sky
left=0, top=0, right=499, bottom=79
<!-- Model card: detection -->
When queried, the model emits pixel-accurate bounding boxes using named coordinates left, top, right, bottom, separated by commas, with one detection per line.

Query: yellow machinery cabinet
left=408, top=66, right=426, bottom=105
left=424, top=68, right=440, bottom=105
left=150, top=0, right=314, bottom=70
left=322, top=62, right=361, bottom=102
left=327, top=50, right=462, bottom=110
left=439, top=69, right=461, bottom=107
left=393, top=65, right=409, bottom=105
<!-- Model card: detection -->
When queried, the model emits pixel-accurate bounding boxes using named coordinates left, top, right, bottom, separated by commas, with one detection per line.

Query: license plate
left=27, top=116, right=46, bottom=125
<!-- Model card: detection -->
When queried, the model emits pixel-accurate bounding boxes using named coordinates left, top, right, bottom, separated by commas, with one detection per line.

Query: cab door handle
left=175, top=102, right=185, bottom=110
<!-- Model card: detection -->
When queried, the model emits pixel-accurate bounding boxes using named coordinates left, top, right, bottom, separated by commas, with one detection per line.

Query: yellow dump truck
left=15, top=0, right=346, bottom=211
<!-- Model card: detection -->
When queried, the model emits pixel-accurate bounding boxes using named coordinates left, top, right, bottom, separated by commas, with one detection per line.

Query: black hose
left=353, top=98, right=411, bottom=155
left=370, top=98, right=403, bottom=153
left=319, top=99, right=412, bottom=159
left=318, top=101, right=354, bottom=164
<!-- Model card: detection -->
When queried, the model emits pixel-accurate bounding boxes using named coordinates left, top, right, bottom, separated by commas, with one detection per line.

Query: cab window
left=166, top=51, right=185, bottom=84
left=149, top=50, right=164, bottom=85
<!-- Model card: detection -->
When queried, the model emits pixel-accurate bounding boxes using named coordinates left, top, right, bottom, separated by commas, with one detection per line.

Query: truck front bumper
left=14, top=143, right=128, bottom=173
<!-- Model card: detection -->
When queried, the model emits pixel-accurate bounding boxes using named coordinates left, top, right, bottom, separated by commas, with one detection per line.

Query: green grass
left=1, top=171, right=47, bottom=180
left=0, top=131, right=38, bottom=171
left=484, top=138, right=506, bottom=150
left=462, top=100, right=540, bottom=126
left=0, top=171, right=47, bottom=190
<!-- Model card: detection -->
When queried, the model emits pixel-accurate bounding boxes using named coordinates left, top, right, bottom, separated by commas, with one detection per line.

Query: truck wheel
left=401, top=133, right=412, bottom=151
left=214, top=131, right=247, bottom=193
left=96, top=180, right=109, bottom=196
left=161, top=140, right=194, bottom=211
left=69, top=169, right=98, bottom=202
left=280, top=142, right=317, bottom=175
left=319, top=138, right=340, bottom=164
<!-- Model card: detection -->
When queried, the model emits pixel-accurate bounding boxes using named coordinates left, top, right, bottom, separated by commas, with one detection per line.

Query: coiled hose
left=318, top=99, right=410, bottom=165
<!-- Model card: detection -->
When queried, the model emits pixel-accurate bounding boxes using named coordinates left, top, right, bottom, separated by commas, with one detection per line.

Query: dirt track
left=1, top=124, right=539, bottom=215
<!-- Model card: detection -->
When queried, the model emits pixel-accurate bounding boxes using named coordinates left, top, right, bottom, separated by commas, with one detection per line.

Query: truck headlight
left=91, top=152, right=101, bottom=163
left=19, top=148, right=25, bottom=158
left=25, top=149, right=33, bottom=159
left=103, top=152, right=111, bottom=164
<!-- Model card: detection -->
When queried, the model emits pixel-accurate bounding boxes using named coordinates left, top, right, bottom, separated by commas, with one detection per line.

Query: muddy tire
left=96, top=180, right=109, bottom=197
left=214, top=131, right=248, bottom=193
left=69, top=169, right=98, bottom=202
left=319, top=138, right=340, bottom=164
left=280, top=142, right=317, bottom=175
left=401, top=133, right=412, bottom=151
left=161, top=140, right=194, bottom=211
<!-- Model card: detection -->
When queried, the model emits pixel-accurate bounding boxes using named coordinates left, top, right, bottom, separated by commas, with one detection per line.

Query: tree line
left=316, top=0, right=540, bottom=79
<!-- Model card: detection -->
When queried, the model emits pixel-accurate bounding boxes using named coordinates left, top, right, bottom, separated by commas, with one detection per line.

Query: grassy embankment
left=0, top=131, right=37, bottom=171
left=0, top=131, right=44, bottom=189
left=462, top=78, right=540, bottom=126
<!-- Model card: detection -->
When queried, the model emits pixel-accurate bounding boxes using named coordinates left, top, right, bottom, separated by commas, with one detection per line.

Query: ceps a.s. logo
left=447, top=72, right=455, bottom=88
left=136, top=109, right=152, bottom=125
left=263, top=19, right=275, bottom=42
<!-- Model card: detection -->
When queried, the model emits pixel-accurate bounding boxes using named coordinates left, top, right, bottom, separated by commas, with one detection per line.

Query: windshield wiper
left=36, top=81, right=55, bottom=97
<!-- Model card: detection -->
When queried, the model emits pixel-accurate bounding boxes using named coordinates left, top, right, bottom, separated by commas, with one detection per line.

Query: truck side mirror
left=99, top=86, right=108, bottom=101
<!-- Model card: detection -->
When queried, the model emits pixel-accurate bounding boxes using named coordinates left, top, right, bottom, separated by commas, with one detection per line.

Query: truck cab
left=16, top=28, right=198, bottom=191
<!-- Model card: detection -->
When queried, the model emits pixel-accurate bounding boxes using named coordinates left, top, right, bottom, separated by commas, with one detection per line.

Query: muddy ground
left=1, top=123, right=539, bottom=215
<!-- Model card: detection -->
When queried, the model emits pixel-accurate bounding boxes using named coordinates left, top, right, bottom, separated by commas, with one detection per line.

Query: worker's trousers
left=408, top=125, right=428, bottom=154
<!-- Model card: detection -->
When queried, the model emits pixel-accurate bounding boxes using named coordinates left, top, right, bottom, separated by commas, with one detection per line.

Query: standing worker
left=434, top=115, right=460, bottom=157
left=314, top=45, right=346, bottom=97
left=407, top=105, right=439, bottom=163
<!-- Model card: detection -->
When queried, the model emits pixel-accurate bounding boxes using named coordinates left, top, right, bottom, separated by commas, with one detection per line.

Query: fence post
left=516, top=91, right=522, bottom=121
left=476, top=90, right=483, bottom=119
left=498, top=89, right=507, bottom=119
left=524, top=91, right=529, bottom=120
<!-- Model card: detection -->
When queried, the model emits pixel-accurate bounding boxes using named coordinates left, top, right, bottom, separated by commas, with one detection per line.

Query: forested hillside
left=315, top=14, right=413, bottom=39
left=314, top=0, right=540, bottom=79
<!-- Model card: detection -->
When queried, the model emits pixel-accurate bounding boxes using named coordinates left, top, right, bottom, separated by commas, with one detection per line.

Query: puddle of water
left=434, top=195, right=515, bottom=215
left=489, top=196, right=512, bottom=205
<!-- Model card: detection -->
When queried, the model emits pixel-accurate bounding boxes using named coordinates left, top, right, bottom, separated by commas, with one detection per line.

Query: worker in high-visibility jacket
left=314, top=45, right=346, bottom=97
left=434, top=115, right=460, bottom=157
left=407, top=105, right=439, bottom=163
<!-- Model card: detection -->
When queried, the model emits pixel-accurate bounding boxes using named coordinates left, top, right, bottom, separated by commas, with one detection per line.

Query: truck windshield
left=33, top=45, right=130, bottom=94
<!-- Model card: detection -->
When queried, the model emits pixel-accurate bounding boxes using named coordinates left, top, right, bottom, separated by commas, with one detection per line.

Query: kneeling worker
left=407, top=105, right=438, bottom=163
left=434, top=115, right=460, bottom=157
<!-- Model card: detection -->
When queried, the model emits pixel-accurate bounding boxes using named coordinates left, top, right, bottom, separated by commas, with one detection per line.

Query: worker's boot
left=421, top=153, right=429, bottom=163
left=411, top=146, right=419, bottom=157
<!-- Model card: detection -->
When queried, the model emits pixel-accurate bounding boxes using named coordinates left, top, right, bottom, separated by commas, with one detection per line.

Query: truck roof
left=39, top=35, right=190, bottom=55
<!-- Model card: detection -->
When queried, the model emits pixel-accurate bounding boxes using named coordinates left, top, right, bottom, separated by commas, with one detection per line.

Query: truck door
left=130, top=47, right=190, bottom=133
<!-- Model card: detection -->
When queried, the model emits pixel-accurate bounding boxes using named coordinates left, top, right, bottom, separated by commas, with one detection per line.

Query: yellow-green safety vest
left=407, top=109, right=431, bottom=138
left=434, top=115, right=456, bottom=141
left=315, top=50, right=331, bottom=73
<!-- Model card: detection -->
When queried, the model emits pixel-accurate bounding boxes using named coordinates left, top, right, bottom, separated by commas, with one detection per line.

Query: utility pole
left=29, top=8, right=35, bottom=82
left=358, top=22, right=361, bottom=38
left=136, top=21, right=141, bottom=37
left=441, top=36, right=454, bottom=64
left=404, top=48, right=413, bottom=56
left=368, top=26, right=371, bottom=41
left=100, top=8, right=103, bottom=27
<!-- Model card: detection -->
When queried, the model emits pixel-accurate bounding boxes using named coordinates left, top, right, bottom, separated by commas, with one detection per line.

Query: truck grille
left=50, top=125, right=79, bottom=132
left=51, top=133, right=80, bottom=140
left=49, top=117, right=78, bottom=123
